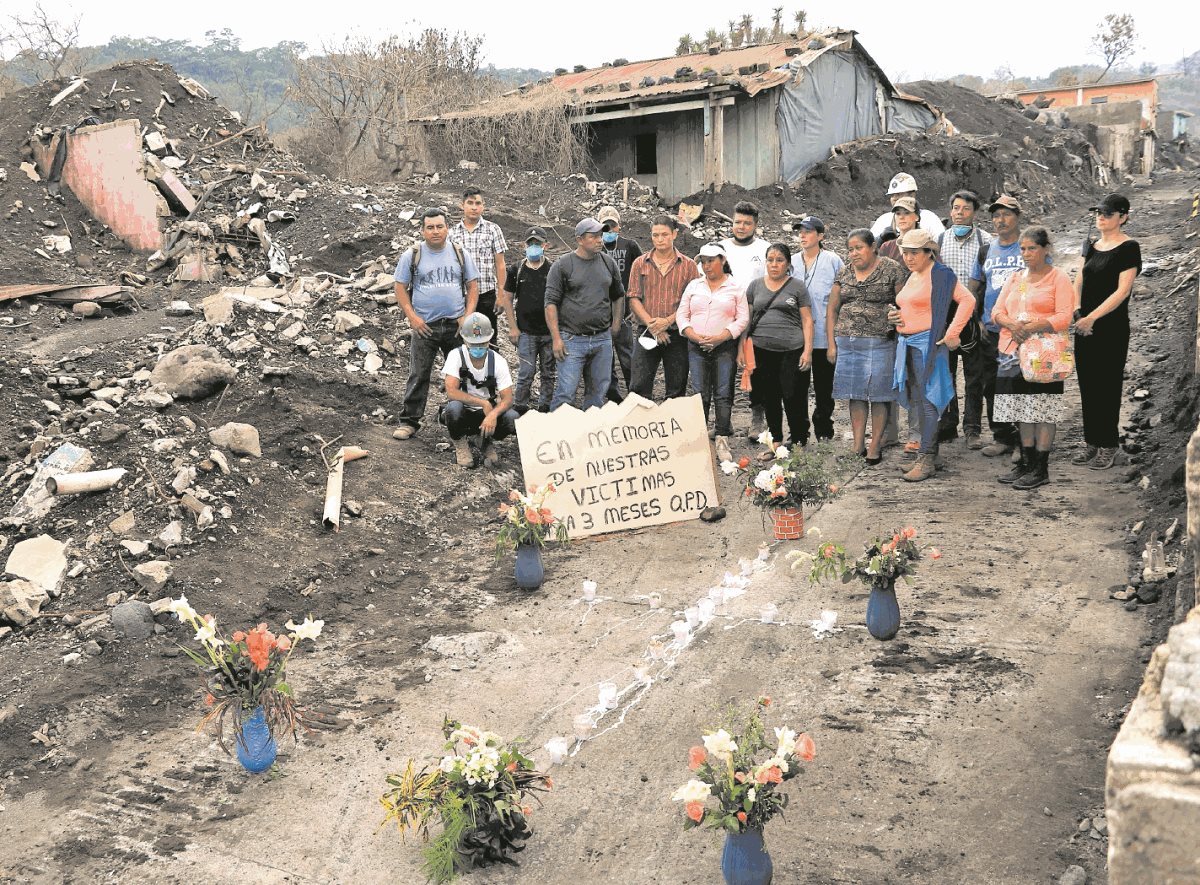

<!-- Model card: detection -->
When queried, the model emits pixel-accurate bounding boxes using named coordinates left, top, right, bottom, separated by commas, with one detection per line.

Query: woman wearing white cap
left=677, top=243, right=749, bottom=459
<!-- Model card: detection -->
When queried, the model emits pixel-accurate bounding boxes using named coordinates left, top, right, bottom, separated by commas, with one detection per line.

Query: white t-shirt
left=719, top=237, right=769, bottom=288
left=442, top=347, right=513, bottom=409
left=870, top=209, right=946, bottom=239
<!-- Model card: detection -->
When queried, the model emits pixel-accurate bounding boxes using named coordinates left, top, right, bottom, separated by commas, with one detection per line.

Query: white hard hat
left=887, top=173, right=918, bottom=195
left=459, top=312, right=494, bottom=344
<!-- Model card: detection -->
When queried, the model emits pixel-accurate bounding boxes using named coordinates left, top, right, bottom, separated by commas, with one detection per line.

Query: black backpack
left=457, top=346, right=497, bottom=405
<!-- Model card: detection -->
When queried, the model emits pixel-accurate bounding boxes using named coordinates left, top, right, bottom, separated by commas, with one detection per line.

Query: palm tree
left=752, top=26, right=771, bottom=45
left=704, top=27, right=723, bottom=48
left=677, top=34, right=694, bottom=56
left=772, top=7, right=784, bottom=36
left=794, top=9, right=808, bottom=33
left=740, top=14, right=753, bottom=42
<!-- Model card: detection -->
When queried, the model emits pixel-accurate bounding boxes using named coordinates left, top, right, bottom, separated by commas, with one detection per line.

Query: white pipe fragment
left=322, top=446, right=369, bottom=531
left=46, top=468, right=126, bottom=496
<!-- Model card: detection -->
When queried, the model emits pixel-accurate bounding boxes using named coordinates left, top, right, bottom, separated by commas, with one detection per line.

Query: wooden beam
left=581, top=95, right=736, bottom=124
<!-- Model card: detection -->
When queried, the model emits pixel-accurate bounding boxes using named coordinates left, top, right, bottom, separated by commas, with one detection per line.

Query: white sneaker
left=715, top=436, right=733, bottom=463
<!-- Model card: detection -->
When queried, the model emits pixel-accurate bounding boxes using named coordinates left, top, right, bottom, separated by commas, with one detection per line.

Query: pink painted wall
left=33, top=119, right=166, bottom=252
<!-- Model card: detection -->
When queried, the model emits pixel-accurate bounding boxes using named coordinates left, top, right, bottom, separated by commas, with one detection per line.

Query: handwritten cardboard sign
left=515, top=393, right=719, bottom=538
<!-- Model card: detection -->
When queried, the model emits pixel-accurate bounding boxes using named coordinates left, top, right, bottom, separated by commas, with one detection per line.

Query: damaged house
left=422, top=30, right=947, bottom=202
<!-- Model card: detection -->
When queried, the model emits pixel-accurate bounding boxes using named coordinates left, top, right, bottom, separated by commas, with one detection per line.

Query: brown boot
left=901, top=453, right=937, bottom=482
left=453, top=438, right=475, bottom=468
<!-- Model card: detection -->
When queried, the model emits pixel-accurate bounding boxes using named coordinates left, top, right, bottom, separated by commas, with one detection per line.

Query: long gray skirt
left=832, top=336, right=897, bottom=402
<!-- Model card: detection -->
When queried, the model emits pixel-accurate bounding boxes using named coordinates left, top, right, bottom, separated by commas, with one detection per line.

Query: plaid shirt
left=938, top=226, right=992, bottom=286
left=451, top=219, right=508, bottom=294
left=627, top=249, right=701, bottom=323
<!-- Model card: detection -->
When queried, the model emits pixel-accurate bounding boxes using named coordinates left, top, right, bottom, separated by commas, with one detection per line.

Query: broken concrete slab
left=149, top=345, right=237, bottom=400
left=0, top=579, right=48, bottom=626
left=334, top=311, right=364, bottom=334
left=120, top=540, right=150, bottom=557
left=2, top=443, right=94, bottom=529
left=201, top=292, right=235, bottom=325
left=132, top=561, right=173, bottom=592
left=4, top=535, right=68, bottom=596
left=209, top=422, right=261, bottom=457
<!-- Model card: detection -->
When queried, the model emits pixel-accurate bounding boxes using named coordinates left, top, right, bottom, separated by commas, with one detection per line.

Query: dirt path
left=7, top=173, right=1196, bottom=883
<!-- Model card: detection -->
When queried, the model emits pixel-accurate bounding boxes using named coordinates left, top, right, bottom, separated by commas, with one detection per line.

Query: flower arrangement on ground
left=169, top=595, right=322, bottom=755
left=495, top=482, right=570, bottom=556
left=380, top=718, right=553, bottom=883
left=671, top=697, right=815, bottom=834
left=797, top=525, right=941, bottom=589
left=721, top=435, right=855, bottom=511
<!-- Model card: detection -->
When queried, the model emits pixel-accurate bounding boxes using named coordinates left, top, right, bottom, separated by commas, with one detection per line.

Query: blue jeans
left=552, top=332, right=613, bottom=411
left=439, top=401, right=518, bottom=440
left=630, top=327, right=690, bottom=400
left=514, top=333, right=555, bottom=412
left=904, top=342, right=943, bottom=455
left=688, top=339, right=737, bottom=437
left=400, top=319, right=461, bottom=430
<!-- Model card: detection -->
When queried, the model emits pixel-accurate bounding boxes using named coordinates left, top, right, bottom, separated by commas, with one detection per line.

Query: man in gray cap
left=439, top=312, right=519, bottom=468
left=597, top=206, right=643, bottom=403
left=545, top=218, right=626, bottom=411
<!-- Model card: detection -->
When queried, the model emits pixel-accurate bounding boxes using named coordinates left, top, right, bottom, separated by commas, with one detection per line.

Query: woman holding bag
left=743, top=243, right=814, bottom=460
left=990, top=226, right=1075, bottom=490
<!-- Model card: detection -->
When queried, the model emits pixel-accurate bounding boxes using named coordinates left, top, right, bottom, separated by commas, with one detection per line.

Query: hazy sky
left=56, top=0, right=1183, bottom=81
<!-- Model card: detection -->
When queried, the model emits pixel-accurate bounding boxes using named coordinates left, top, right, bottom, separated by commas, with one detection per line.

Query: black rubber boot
left=1013, top=450, right=1050, bottom=490
left=999, top=445, right=1034, bottom=484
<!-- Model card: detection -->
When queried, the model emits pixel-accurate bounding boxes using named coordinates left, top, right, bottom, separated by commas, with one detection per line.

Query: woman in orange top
left=886, top=229, right=974, bottom=482
left=990, top=226, right=1074, bottom=490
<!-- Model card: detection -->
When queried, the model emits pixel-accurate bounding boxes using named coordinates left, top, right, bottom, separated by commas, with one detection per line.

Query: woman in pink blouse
left=677, top=243, right=749, bottom=457
left=990, top=226, right=1074, bottom=490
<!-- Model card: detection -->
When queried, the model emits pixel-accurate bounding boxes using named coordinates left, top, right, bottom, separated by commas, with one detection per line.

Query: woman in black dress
left=1073, top=193, right=1142, bottom=470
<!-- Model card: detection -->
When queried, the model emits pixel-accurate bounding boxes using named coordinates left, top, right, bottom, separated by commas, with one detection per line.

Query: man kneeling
left=440, top=312, right=519, bottom=468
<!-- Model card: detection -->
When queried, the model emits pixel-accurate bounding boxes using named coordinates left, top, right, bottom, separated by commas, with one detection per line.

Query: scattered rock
left=149, top=345, right=237, bottom=400
left=333, top=311, right=363, bottom=334
left=158, top=521, right=183, bottom=548
left=63, top=652, right=81, bottom=665
left=111, top=600, right=156, bottom=639
left=72, top=302, right=101, bottom=318
left=120, top=540, right=150, bottom=557
left=0, top=579, right=49, bottom=626
left=201, top=292, right=235, bottom=325
left=4, top=534, right=68, bottom=596
left=165, top=300, right=194, bottom=317
left=209, top=422, right=261, bottom=457
left=109, top=511, right=136, bottom=535
left=1058, top=865, right=1087, bottom=885
left=208, top=450, right=231, bottom=475
left=95, top=424, right=132, bottom=444
left=133, top=561, right=174, bottom=592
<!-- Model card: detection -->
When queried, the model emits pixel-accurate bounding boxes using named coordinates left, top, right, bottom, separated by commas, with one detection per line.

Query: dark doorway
left=635, top=132, right=657, bottom=175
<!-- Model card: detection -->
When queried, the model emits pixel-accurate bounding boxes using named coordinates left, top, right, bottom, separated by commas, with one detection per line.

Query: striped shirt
left=627, top=249, right=701, bottom=323
left=450, top=219, right=508, bottom=294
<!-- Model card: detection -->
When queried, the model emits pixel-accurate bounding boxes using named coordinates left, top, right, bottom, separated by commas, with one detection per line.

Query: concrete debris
left=0, top=579, right=48, bottom=626
left=110, top=600, right=155, bottom=639
left=4, top=535, right=68, bottom=597
left=208, top=449, right=231, bottom=475
left=149, top=345, right=237, bottom=400
left=157, top=521, right=183, bottom=548
left=334, top=311, right=364, bottom=334
left=120, top=540, right=150, bottom=557
left=2, top=444, right=94, bottom=529
left=132, top=561, right=174, bottom=592
left=363, top=353, right=384, bottom=375
left=109, top=511, right=136, bottom=535
left=1161, top=610, right=1200, bottom=735
left=19, top=161, right=41, bottom=182
left=72, top=302, right=101, bottom=318
left=209, top=422, right=261, bottom=457
left=165, top=300, right=194, bottom=317
left=1058, top=866, right=1087, bottom=885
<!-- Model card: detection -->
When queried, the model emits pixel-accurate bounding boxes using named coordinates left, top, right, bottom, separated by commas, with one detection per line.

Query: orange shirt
left=895, top=268, right=975, bottom=337
left=991, top=267, right=1074, bottom=355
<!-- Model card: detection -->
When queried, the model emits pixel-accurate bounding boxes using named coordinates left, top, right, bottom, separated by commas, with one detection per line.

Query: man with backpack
left=440, top=313, right=519, bottom=468
left=597, top=206, right=643, bottom=403
left=392, top=208, right=480, bottom=440
left=499, top=227, right=556, bottom=413
left=545, top=218, right=626, bottom=411
left=936, top=190, right=990, bottom=447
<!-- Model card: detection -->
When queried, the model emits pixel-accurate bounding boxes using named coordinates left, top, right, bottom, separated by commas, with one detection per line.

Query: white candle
left=544, top=736, right=569, bottom=764
left=757, top=543, right=770, bottom=562
left=598, top=682, right=618, bottom=710
left=708, top=586, right=726, bottom=605
left=760, top=603, right=779, bottom=624
left=573, top=714, right=595, bottom=740
left=647, top=592, right=662, bottom=610
left=739, top=558, right=754, bottom=577
left=684, top=606, right=700, bottom=628
left=671, top=620, right=690, bottom=644
left=582, top=579, right=597, bottom=601
left=697, top=598, right=716, bottom=623
left=648, top=640, right=666, bottom=660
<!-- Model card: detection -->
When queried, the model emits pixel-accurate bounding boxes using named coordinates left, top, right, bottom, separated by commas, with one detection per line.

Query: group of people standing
left=389, top=180, right=1141, bottom=490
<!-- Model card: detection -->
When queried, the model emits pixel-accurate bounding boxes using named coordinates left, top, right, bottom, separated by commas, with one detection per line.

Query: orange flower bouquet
left=672, top=697, right=814, bottom=837
left=495, top=483, right=570, bottom=556
left=168, top=595, right=322, bottom=770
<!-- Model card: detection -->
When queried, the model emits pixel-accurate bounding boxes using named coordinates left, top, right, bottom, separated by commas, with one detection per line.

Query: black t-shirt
left=504, top=259, right=552, bottom=336
left=1081, top=238, right=1141, bottom=330
left=604, top=237, right=643, bottom=319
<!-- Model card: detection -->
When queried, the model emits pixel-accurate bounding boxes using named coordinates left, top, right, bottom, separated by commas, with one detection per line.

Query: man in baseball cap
left=439, top=312, right=520, bottom=468
left=974, top=193, right=1024, bottom=458
left=499, top=227, right=557, bottom=413
left=871, top=173, right=945, bottom=238
left=546, top=218, right=626, bottom=410
left=595, top=206, right=643, bottom=404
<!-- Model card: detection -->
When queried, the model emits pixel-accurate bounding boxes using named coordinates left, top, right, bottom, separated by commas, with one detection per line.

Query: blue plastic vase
left=721, top=827, right=773, bottom=885
left=514, top=543, right=544, bottom=590
left=866, top=581, right=901, bottom=641
left=236, top=706, right=277, bottom=773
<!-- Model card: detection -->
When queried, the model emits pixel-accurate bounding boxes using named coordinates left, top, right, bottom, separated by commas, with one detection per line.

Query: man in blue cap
left=545, top=218, right=626, bottom=410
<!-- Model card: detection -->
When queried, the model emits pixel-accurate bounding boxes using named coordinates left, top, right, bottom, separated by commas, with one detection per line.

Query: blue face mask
left=952, top=224, right=973, bottom=238
left=467, top=344, right=489, bottom=359
left=602, top=231, right=618, bottom=245
left=526, top=244, right=544, bottom=261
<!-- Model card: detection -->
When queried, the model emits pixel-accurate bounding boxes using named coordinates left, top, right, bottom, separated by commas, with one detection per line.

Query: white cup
left=684, top=607, right=700, bottom=628
left=545, top=736, right=570, bottom=764
left=671, top=620, right=690, bottom=644
left=573, top=714, right=595, bottom=740
left=598, top=682, right=618, bottom=710
left=760, top=603, right=779, bottom=624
